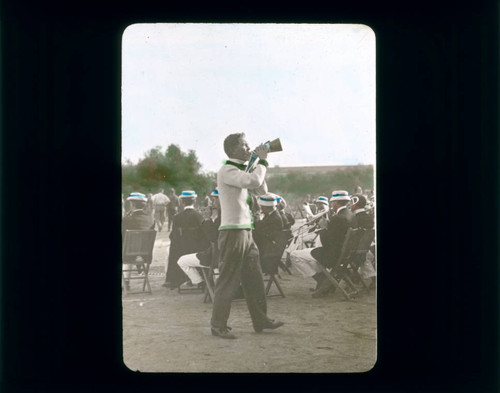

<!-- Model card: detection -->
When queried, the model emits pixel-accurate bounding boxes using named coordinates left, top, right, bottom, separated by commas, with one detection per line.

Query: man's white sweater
left=217, top=158, right=268, bottom=230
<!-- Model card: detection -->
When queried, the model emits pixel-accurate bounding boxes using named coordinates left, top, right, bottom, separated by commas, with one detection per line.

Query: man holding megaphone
left=210, top=132, right=284, bottom=339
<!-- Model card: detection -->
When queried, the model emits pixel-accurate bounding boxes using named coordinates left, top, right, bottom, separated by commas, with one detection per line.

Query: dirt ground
left=122, top=219, right=377, bottom=373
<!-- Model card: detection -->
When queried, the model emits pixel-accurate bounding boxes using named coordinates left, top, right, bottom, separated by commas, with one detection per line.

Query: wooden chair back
left=122, top=230, right=157, bottom=262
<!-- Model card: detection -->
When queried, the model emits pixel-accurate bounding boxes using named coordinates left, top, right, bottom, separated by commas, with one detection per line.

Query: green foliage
left=122, top=144, right=216, bottom=199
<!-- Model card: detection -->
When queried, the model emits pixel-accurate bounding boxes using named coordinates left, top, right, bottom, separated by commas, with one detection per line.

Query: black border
left=2, top=1, right=499, bottom=392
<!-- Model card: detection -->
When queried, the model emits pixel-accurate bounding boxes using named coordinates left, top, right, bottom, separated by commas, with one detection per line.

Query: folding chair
left=122, top=230, right=157, bottom=295
left=318, top=228, right=364, bottom=300
left=198, top=242, right=219, bottom=303
left=278, top=229, right=293, bottom=275
left=347, top=228, right=375, bottom=291
left=263, top=231, right=290, bottom=298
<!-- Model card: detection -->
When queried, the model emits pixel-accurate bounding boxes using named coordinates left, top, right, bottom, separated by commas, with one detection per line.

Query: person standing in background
left=152, top=189, right=170, bottom=232
left=167, top=188, right=180, bottom=231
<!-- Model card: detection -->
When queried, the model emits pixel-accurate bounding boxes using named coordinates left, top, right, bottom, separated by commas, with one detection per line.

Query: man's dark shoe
left=211, top=326, right=237, bottom=339
left=255, top=319, right=284, bottom=333
left=312, top=280, right=334, bottom=298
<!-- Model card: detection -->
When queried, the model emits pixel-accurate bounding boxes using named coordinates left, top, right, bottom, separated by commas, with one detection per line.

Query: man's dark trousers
left=211, top=229, right=268, bottom=331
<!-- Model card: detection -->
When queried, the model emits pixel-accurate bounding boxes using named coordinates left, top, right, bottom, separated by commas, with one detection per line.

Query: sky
left=121, top=23, right=375, bottom=173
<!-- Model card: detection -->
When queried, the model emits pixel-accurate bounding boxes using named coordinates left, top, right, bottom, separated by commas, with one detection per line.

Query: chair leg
left=144, top=263, right=152, bottom=294
left=200, top=268, right=214, bottom=303
left=272, top=275, right=285, bottom=298
left=122, top=272, right=129, bottom=296
left=265, top=275, right=273, bottom=295
left=279, top=261, right=292, bottom=275
left=321, top=268, right=353, bottom=300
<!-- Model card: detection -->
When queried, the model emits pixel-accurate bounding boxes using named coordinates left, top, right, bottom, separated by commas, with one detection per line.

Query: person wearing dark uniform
left=177, top=188, right=221, bottom=288
left=252, top=194, right=284, bottom=275
left=122, top=192, right=155, bottom=236
left=350, top=194, right=374, bottom=230
left=310, top=190, right=356, bottom=297
left=210, top=132, right=284, bottom=339
left=122, top=192, right=155, bottom=290
left=350, top=193, right=376, bottom=286
left=164, top=190, right=209, bottom=290
left=277, top=197, right=295, bottom=230
left=289, top=190, right=355, bottom=298
left=166, top=188, right=180, bottom=231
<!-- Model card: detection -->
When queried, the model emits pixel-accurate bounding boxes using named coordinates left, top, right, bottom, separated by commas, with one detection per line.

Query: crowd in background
left=122, top=184, right=376, bottom=295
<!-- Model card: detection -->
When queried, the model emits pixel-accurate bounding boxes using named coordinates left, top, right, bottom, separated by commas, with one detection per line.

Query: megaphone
left=245, top=138, right=283, bottom=172
left=264, top=138, right=283, bottom=153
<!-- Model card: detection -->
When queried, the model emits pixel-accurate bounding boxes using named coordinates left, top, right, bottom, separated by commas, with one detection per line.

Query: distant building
left=266, top=165, right=373, bottom=178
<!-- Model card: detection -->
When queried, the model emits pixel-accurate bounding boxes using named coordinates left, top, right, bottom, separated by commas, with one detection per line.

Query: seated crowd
left=122, top=186, right=376, bottom=299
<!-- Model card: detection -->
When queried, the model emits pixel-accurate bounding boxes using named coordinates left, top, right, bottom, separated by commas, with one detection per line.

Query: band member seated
left=252, top=193, right=284, bottom=275
left=350, top=193, right=376, bottom=285
left=350, top=194, right=374, bottom=229
left=278, top=197, right=295, bottom=230
left=164, top=190, right=209, bottom=290
left=313, top=196, right=330, bottom=229
left=289, top=190, right=355, bottom=298
left=122, top=192, right=155, bottom=290
left=177, top=188, right=221, bottom=289
left=166, top=188, right=180, bottom=231
left=272, top=194, right=294, bottom=231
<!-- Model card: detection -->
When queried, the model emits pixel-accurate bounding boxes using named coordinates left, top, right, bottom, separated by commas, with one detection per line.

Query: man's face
left=231, top=137, right=252, bottom=161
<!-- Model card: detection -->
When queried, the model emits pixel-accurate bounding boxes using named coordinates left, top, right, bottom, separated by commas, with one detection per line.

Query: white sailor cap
left=179, top=190, right=197, bottom=198
left=268, top=192, right=282, bottom=202
left=316, top=196, right=329, bottom=206
left=330, top=190, right=350, bottom=201
left=258, top=193, right=278, bottom=207
left=127, top=192, right=147, bottom=202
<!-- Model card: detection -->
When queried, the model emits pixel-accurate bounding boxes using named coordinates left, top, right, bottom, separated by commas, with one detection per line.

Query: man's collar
left=225, top=158, right=247, bottom=170
left=183, top=205, right=195, bottom=210
left=228, top=157, right=246, bottom=164
left=263, top=208, right=276, bottom=216
left=354, top=208, right=366, bottom=214
left=336, top=205, right=347, bottom=214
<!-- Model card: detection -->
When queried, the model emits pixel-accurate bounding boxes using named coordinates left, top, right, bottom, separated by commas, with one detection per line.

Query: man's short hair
left=224, top=133, right=245, bottom=157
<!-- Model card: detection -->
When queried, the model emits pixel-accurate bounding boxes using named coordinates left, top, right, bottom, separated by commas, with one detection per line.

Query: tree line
left=122, top=144, right=374, bottom=209
left=122, top=144, right=216, bottom=199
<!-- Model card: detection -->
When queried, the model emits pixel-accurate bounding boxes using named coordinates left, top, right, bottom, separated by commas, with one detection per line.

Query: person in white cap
left=122, top=192, right=155, bottom=236
left=289, top=190, right=355, bottom=298
left=122, top=192, right=155, bottom=290
left=164, top=190, right=210, bottom=290
left=252, top=193, right=284, bottom=275
left=350, top=194, right=374, bottom=230
left=176, top=188, right=221, bottom=290
left=276, top=196, right=294, bottom=230
left=350, top=193, right=376, bottom=287
left=210, top=132, right=284, bottom=339
left=313, top=196, right=330, bottom=229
